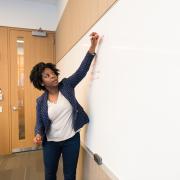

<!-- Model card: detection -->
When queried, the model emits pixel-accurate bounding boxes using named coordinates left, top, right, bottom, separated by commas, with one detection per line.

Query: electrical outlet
left=0, top=106, right=2, bottom=112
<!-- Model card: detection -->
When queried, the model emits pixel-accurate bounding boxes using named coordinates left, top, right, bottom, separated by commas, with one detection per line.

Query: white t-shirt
left=46, top=91, right=76, bottom=141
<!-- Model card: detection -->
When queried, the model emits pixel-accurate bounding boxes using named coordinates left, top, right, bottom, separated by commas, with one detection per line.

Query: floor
left=0, top=147, right=114, bottom=180
left=0, top=150, right=64, bottom=180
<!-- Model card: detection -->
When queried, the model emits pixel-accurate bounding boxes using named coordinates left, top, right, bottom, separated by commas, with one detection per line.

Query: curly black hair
left=29, top=62, right=60, bottom=91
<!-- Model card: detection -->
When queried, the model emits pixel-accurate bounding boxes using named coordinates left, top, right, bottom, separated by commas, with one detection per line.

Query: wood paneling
left=78, top=146, right=119, bottom=180
left=56, top=0, right=117, bottom=62
left=0, top=27, right=10, bottom=155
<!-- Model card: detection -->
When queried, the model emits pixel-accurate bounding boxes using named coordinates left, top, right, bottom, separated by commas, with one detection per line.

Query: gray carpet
left=0, top=150, right=63, bottom=180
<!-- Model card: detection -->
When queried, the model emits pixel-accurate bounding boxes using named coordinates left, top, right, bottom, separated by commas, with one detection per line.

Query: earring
left=41, top=83, right=44, bottom=86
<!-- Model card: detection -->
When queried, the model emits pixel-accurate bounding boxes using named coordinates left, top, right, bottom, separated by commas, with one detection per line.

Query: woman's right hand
left=33, top=134, right=42, bottom=145
left=88, top=32, right=99, bottom=54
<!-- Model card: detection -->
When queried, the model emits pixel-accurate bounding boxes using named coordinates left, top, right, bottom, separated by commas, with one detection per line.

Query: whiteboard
left=57, top=0, right=180, bottom=179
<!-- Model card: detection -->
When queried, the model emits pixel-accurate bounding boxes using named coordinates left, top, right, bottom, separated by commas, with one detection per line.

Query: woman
left=30, top=32, right=99, bottom=180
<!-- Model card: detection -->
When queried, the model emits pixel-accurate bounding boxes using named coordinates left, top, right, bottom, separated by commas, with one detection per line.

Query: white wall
left=0, top=0, right=67, bottom=30
left=57, top=0, right=180, bottom=179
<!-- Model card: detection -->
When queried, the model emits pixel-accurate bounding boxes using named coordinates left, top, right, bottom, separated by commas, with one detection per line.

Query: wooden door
left=0, top=27, right=10, bottom=155
left=9, top=29, right=55, bottom=152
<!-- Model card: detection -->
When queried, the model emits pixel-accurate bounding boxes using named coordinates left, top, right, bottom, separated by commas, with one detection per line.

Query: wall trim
left=80, top=141, right=119, bottom=180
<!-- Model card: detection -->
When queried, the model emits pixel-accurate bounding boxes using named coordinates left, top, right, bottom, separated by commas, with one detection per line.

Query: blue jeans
left=43, top=132, right=80, bottom=180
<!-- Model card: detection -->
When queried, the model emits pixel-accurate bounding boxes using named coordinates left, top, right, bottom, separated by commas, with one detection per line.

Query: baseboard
left=79, top=142, right=119, bottom=180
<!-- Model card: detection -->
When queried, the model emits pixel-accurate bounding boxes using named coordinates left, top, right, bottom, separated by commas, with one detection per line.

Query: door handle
left=12, top=106, right=18, bottom=111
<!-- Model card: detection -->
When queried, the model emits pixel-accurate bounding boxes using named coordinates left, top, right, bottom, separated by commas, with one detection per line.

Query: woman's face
left=41, top=68, right=58, bottom=88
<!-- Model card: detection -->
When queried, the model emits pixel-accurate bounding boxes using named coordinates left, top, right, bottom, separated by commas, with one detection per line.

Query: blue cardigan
left=35, top=52, right=96, bottom=143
